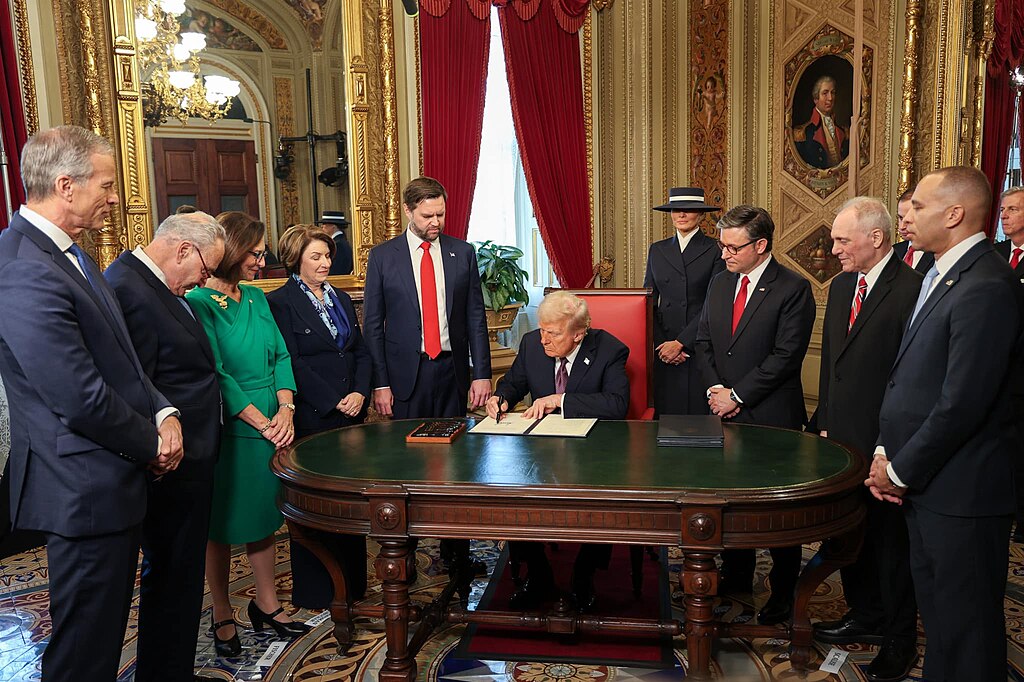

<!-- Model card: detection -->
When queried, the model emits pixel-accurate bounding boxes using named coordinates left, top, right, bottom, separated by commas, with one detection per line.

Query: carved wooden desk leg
left=286, top=521, right=356, bottom=651
left=788, top=526, right=864, bottom=672
left=681, top=551, right=719, bottom=681
left=376, top=538, right=417, bottom=682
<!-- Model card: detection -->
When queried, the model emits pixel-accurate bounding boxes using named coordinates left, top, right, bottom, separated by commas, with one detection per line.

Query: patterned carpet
left=1, top=533, right=1024, bottom=681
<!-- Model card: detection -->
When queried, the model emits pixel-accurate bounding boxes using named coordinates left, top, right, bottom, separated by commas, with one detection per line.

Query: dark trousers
left=43, top=526, right=141, bottom=682
left=392, top=353, right=464, bottom=420
left=840, top=492, right=917, bottom=642
left=508, top=541, right=613, bottom=584
left=134, top=459, right=214, bottom=682
left=905, top=503, right=1010, bottom=682
left=720, top=546, right=801, bottom=601
left=392, top=352, right=469, bottom=561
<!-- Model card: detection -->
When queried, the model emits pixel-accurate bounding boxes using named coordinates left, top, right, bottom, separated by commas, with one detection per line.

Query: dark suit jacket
left=695, top=257, right=815, bottom=429
left=892, top=240, right=935, bottom=274
left=879, top=239, right=1024, bottom=516
left=267, top=278, right=371, bottom=436
left=994, top=239, right=1024, bottom=279
left=794, top=109, right=849, bottom=169
left=329, top=232, right=354, bottom=275
left=814, top=253, right=922, bottom=458
left=643, top=230, right=725, bottom=414
left=493, top=328, right=630, bottom=420
left=0, top=214, right=170, bottom=537
left=105, top=251, right=221, bottom=463
left=362, top=232, right=490, bottom=401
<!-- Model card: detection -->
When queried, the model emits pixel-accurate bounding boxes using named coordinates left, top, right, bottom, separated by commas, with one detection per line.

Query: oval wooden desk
left=273, top=419, right=867, bottom=682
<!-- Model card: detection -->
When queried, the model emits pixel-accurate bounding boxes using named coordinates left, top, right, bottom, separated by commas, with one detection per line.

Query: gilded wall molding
left=583, top=7, right=595, bottom=251
left=897, top=0, right=922, bottom=194
left=11, top=0, right=39, bottom=134
left=379, top=0, right=403, bottom=240
left=969, top=0, right=995, bottom=167
left=203, top=0, right=289, bottom=50
left=274, top=76, right=301, bottom=227
left=932, top=0, right=971, bottom=168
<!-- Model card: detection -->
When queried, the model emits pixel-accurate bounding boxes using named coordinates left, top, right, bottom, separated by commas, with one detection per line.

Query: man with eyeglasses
left=105, top=211, right=227, bottom=682
left=695, top=204, right=815, bottom=626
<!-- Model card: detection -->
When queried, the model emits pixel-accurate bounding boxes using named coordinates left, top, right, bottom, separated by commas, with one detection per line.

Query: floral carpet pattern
left=1, top=534, right=1024, bottom=681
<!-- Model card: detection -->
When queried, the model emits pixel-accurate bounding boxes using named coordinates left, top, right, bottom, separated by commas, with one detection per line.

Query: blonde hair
left=538, top=291, right=590, bottom=332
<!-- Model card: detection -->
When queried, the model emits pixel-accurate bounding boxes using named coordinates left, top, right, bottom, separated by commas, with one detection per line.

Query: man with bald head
left=812, top=198, right=921, bottom=681
left=866, top=167, right=1024, bottom=681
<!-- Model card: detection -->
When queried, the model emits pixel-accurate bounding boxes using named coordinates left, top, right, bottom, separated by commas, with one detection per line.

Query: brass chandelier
left=136, top=0, right=241, bottom=126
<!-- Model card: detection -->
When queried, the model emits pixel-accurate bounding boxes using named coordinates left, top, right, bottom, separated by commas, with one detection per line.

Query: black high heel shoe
left=247, top=599, right=310, bottom=638
left=210, top=618, right=242, bottom=657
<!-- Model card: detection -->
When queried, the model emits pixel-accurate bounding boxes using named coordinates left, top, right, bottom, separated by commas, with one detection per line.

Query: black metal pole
left=305, top=69, right=319, bottom=224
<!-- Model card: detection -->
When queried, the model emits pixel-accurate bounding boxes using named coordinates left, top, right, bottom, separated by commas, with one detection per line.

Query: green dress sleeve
left=245, top=284, right=296, bottom=394
left=186, top=289, right=254, bottom=417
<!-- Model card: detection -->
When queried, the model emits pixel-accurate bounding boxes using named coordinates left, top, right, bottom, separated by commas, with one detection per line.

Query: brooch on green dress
left=210, top=293, right=229, bottom=310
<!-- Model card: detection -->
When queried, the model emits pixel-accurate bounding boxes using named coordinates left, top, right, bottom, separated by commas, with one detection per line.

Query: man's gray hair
left=812, top=75, right=837, bottom=101
left=153, top=211, right=226, bottom=248
left=837, top=196, right=891, bottom=235
left=20, top=126, right=115, bottom=202
left=538, top=290, right=590, bottom=332
left=1002, top=186, right=1024, bottom=200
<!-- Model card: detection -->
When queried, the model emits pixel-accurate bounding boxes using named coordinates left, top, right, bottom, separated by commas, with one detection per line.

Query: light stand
left=0, top=108, right=14, bottom=224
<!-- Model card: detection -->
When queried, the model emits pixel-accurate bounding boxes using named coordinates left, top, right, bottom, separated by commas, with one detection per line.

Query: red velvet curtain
left=499, top=0, right=592, bottom=287
left=981, top=0, right=1024, bottom=236
left=0, top=0, right=29, bottom=230
left=419, top=0, right=491, bottom=240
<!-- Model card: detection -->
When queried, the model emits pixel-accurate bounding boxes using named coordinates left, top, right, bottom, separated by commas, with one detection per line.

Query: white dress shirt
left=676, top=228, right=700, bottom=253
left=855, top=247, right=894, bottom=304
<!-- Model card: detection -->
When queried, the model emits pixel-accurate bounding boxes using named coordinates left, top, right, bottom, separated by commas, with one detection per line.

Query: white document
left=469, top=413, right=539, bottom=435
left=527, top=413, right=597, bottom=438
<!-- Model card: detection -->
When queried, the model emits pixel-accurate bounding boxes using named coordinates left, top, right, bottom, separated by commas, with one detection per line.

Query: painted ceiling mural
left=180, top=7, right=262, bottom=51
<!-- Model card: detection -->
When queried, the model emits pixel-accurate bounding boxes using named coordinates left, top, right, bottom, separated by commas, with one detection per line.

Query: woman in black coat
left=267, top=223, right=371, bottom=606
left=643, top=187, right=725, bottom=415
left=267, top=224, right=371, bottom=438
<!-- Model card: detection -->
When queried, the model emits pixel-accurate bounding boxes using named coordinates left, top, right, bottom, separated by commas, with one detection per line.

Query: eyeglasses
left=193, top=244, right=210, bottom=278
left=248, top=250, right=268, bottom=262
left=716, top=238, right=758, bottom=255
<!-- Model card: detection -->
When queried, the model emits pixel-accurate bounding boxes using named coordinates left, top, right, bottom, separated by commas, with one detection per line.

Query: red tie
left=848, top=275, right=867, bottom=333
left=732, top=275, right=749, bottom=334
left=1012, top=248, right=1023, bottom=269
left=419, top=241, right=442, bottom=359
left=903, top=245, right=915, bottom=266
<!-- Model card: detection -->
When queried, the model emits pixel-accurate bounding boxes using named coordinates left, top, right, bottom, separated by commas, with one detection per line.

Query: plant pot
left=485, top=301, right=524, bottom=348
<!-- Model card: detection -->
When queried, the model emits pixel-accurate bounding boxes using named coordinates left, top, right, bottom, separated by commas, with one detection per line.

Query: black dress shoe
left=757, top=596, right=793, bottom=625
left=866, top=639, right=918, bottom=682
left=570, top=568, right=597, bottom=612
left=210, top=618, right=241, bottom=657
left=247, top=599, right=311, bottom=638
left=1013, top=526, right=1024, bottom=543
left=718, top=572, right=753, bottom=595
left=508, top=577, right=557, bottom=610
left=813, top=615, right=885, bottom=645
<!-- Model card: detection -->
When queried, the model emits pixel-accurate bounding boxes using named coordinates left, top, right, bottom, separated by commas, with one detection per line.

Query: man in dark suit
left=695, top=204, right=815, bottom=625
left=363, top=176, right=491, bottom=419
left=892, top=187, right=935, bottom=274
left=323, top=210, right=354, bottom=275
left=810, top=198, right=922, bottom=682
left=485, top=290, right=629, bottom=608
left=0, top=126, right=183, bottom=682
left=867, top=167, right=1023, bottom=681
left=363, top=176, right=491, bottom=572
left=105, top=211, right=226, bottom=682
left=644, top=187, right=725, bottom=415
left=995, top=186, right=1024, bottom=542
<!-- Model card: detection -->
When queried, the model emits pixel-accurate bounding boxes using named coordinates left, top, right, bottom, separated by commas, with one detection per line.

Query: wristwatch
left=279, top=402, right=296, bottom=411
left=729, top=389, right=741, bottom=404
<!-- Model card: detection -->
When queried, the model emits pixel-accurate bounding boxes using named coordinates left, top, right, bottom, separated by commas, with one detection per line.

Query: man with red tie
left=893, top=187, right=935, bottom=274
left=363, top=177, right=492, bottom=574
left=695, top=205, right=815, bottom=625
left=811, top=198, right=922, bottom=682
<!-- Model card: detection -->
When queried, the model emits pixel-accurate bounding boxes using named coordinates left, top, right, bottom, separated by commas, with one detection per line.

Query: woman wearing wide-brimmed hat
left=643, top=187, right=725, bottom=415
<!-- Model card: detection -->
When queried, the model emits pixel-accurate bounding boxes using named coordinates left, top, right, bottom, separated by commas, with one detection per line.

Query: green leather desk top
left=286, top=420, right=856, bottom=492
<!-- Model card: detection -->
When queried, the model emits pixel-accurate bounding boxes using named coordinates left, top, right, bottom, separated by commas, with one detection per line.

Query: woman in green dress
left=187, top=211, right=309, bottom=657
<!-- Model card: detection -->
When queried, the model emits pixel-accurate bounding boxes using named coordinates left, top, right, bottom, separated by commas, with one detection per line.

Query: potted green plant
left=473, top=240, right=529, bottom=355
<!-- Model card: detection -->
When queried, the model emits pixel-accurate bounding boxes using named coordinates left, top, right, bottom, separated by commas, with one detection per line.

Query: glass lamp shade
left=135, top=16, right=157, bottom=41
left=180, top=32, right=207, bottom=52
left=168, top=70, right=196, bottom=90
left=159, top=0, right=186, bottom=15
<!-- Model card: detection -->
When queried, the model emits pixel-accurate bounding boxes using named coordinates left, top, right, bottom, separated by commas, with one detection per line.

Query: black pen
left=495, top=405, right=505, bottom=424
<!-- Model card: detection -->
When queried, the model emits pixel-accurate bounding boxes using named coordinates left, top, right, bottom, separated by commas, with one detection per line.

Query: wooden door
left=152, top=138, right=258, bottom=221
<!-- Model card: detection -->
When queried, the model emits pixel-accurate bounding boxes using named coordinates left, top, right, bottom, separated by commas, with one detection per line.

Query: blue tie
left=909, top=264, right=939, bottom=326
left=67, top=243, right=103, bottom=294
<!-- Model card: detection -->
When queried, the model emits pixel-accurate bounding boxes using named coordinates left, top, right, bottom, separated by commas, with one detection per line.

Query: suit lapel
left=682, top=230, right=715, bottom=266
left=729, top=259, right=777, bottom=348
left=439, top=235, right=457, bottom=320
left=286, top=278, right=337, bottom=347
left=840, top=254, right=898, bottom=355
left=122, top=252, right=215, bottom=365
left=711, top=271, right=737, bottom=344
left=565, top=332, right=597, bottom=393
left=657, top=236, right=687, bottom=277
left=393, top=236, right=420, bottom=313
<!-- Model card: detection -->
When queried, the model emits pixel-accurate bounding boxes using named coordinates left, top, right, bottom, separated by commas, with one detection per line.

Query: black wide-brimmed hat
left=321, top=210, right=349, bottom=226
left=653, top=187, right=719, bottom=212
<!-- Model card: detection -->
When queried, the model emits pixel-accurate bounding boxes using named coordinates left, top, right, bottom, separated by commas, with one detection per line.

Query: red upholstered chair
left=546, top=287, right=656, bottom=421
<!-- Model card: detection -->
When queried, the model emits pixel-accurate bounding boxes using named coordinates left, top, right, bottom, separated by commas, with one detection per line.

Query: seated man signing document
left=485, top=290, right=630, bottom=422
left=484, top=290, right=630, bottom=609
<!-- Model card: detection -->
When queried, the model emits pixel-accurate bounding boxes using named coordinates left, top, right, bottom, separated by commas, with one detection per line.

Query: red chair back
left=545, top=288, right=655, bottom=420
